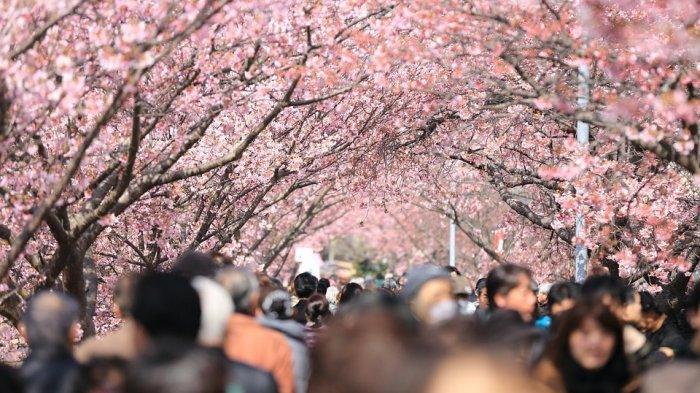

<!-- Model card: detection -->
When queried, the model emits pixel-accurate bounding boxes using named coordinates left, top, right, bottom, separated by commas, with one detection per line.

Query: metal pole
left=449, top=220, right=456, bottom=267
left=574, top=64, right=589, bottom=283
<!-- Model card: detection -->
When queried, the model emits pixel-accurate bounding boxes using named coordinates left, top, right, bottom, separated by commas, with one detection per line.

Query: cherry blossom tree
left=0, top=0, right=419, bottom=355
left=303, top=0, right=698, bottom=309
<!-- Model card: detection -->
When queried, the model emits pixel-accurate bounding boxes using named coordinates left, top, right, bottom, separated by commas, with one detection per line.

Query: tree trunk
left=82, top=256, right=98, bottom=338
left=63, top=246, right=89, bottom=335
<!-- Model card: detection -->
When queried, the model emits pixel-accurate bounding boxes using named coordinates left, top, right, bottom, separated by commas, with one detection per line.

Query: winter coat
left=259, top=317, right=311, bottom=393
left=230, top=360, right=280, bottom=393
left=21, top=346, right=81, bottom=393
left=74, top=319, right=138, bottom=363
left=224, top=314, right=295, bottom=393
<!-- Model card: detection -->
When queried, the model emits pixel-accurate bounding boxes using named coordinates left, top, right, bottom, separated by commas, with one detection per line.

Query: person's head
left=317, top=278, right=331, bottom=295
left=131, top=273, right=201, bottom=345
left=113, top=272, right=139, bottom=319
left=191, top=277, right=233, bottom=347
left=638, top=291, right=665, bottom=332
left=259, top=286, right=293, bottom=320
left=382, top=278, right=399, bottom=294
left=546, top=301, right=629, bottom=389
left=216, top=267, right=259, bottom=316
left=126, top=339, right=227, bottom=393
left=171, top=250, right=219, bottom=280
left=444, top=266, right=461, bottom=277
left=548, top=282, right=581, bottom=316
left=21, top=291, right=80, bottom=350
left=537, top=282, right=553, bottom=307
left=293, top=272, right=318, bottom=299
left=486, top=264, right=536, bottom=322
left=475, top=278, right=488, bottom=308
left=338, top=282, right=364, bottom=306
left=581, top=275, right=627, bottom=315
left=619, top=287, right=642, bottom=326
left=401, top=265, right=454, bottom=324
left=306, top=293, right=331, bottom=326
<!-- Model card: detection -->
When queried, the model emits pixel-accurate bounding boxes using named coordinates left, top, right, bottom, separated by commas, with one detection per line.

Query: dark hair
left=269, top=277, right=284, bottom=288
left=444, top=266, right=460, bottom=275
left=126, top=339, right=227, bottom=393
left=259, top=285, right=292, bottom=320
left=475, top=278, right=487, bottom=295
left=486, top=264, right=532, bottom=310
left=382, top=278, right=399, bottom=294
left=544, top=301, right=631, bottom=393
left=639, top=291, right=663, bottom=316
left=339, top=283, right=364, bottom=305
left=114, top=272, right=140, bottom=317
left=306, top=293, right=331, bottom=326
left=171, top=251, right=218, bottom=280
left=548, top=282, right=581, bottom=306
left=317, top=278, right=331, bottom=295
left=132, top=273, right=201, bottom=340
left=294, top=272, right=318, bottom=299
left=0, top=362, right=23, bottom=393
left=293, top=299, right=310, bottom=324
left=581, top=275, right=626, bottom=305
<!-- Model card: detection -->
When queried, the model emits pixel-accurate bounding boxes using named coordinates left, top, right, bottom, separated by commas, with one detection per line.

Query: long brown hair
left=544, top=301, right=631, bottom=393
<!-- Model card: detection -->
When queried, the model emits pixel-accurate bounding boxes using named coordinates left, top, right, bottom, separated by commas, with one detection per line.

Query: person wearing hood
left=259, top=283, right=311, bottom=393
left=400, top=264, right=456, bottom=325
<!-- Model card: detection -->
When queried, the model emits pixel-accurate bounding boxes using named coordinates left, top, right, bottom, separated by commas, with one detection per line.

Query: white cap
left=538, top=282, right=554, bottom=295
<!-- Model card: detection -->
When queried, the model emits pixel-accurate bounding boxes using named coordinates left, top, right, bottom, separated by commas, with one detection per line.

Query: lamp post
left=449, top=219, right=456, bottom=267
left=574, top=62, right=590, bottom=283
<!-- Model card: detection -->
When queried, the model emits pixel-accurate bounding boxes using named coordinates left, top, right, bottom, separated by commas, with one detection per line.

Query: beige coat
left=74, top=320, right=138, bottom=363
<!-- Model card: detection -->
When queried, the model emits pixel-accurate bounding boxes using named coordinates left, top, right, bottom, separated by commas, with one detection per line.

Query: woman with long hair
left=534, top=301, right=634, bottom=393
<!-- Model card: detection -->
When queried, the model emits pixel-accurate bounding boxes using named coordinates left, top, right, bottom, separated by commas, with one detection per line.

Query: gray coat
left=259, top=317, right=310, bottom=393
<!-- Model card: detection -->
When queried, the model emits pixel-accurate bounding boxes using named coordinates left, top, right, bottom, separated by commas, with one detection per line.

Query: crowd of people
left=1, top=251, right=700, bottom=393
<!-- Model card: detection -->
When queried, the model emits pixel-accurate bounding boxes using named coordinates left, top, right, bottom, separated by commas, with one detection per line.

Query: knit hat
left=400, top=264, right=451, bottom=300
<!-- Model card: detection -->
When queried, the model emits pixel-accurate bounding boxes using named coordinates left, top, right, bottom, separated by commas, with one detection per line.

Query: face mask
left=428, top=299, right=458, bottom=324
